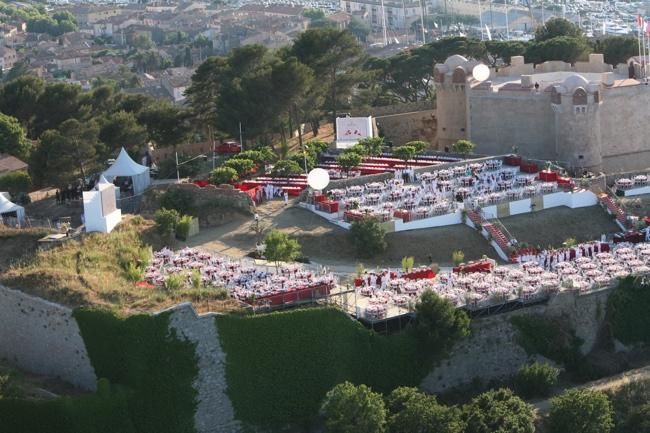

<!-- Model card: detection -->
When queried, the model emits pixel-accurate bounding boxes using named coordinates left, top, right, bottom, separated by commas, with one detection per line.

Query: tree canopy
left=548, top=389, right=613, bottom=433
left=320, top=382, right=387, bottom=433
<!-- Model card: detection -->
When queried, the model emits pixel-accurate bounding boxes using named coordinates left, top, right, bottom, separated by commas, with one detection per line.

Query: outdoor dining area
left=614, top=174, right=650, bottom=197
left=307, top=157, right=577, bottom=229
left=354, top=240, right=650, bottom=322
left=144, top=247, right=337, bottom=307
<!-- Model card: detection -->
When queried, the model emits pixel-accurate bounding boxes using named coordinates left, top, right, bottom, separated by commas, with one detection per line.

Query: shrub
left=607, top=378, right=650, bottom=430
left=270, top=159, right=302, bottom=177
left=452, top=139, right=475, bottom=156
left=548, top=389, right=613, bottom=433
left=393, top=145, right=416, bottom=164
left=608, top=277, right=650, bottom=345
left=404, top=140, right=428, bottom=153
left=510, top=315, right=584, bottom=371
left=358, top=137, right=385, bottom=156
left=414, top=290, right=470, bottom=356
left=616, top=403, right=650, bottom=433
left=344, top=143, right=368, bottom=156
left=289, top=150, right=315, bottom=172
left=0, top=171, right=32, bottom=195
left=190, top=270, right=202, bottom=290
left=349, top=218, right=387, bottom=258
left=159, top=189, right=194, bottom=215
left=263, top=229, right=301, bottom=266
left=164, top=273, right=185, bottom=291
left=337, top=152, right=362, bottom=173
left=463, top=388, right=535, bottom=433
left=401, top=256, right=414, bottom=273
left=514, top=362, right=559, bottom=398
left=320, top=382, right=387, bottom=433
left=0, top=373, right=21, bottom=399
left=452, top=250, right=465, bottom=266
left=73, top=309, right=198, bottom=433
left=209, top=166, right=238, bottom=185
left=124, top=262, right=144, bottom=282
left=175, top=215, right=193, bottom=241
left=236, top=150, right=264, bottom=165
left=223, top=158, right=255, bottom=176
left=305, top=139, right=329, bottom=155
left=154, top=208, right=180, bottom=236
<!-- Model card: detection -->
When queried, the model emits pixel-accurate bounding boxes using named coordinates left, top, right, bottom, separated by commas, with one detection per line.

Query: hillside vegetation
left=1, top=218, right=240, bottom=314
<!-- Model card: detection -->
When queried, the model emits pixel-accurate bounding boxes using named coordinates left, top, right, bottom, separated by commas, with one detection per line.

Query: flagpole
left=638, top=15, right=642, bottom=79
left=478, top=0, right=484, bottom=41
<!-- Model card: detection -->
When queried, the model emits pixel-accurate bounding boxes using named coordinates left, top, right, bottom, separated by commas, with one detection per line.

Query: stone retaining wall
left=0, top=285, right=97, bottom=390
left=421, top=287, right=614, bottom=393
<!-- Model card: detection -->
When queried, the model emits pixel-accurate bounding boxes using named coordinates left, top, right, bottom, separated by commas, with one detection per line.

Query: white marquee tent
left=101, top=148, right=151, bottom=195
left=0, top=193, right=25, bottom=223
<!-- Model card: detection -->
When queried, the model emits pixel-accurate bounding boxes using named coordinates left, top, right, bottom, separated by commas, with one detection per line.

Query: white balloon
left=472, top=64, right=490, bottom=82
left=307, top=168, right=330, bottom=191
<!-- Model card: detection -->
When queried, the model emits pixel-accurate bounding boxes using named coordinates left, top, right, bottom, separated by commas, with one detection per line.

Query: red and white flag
left=637, top=15, right=644, bottom=28
left=645, top=19, right=650, bottom=35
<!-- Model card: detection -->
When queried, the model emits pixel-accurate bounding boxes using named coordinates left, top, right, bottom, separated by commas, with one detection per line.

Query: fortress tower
left=433, top=55, right=476, bottom=150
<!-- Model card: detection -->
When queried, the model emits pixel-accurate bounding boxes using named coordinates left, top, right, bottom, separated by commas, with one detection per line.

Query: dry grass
left=0, top=218, right=242, bottom=315
left=0, top=227, right=52, bottom=272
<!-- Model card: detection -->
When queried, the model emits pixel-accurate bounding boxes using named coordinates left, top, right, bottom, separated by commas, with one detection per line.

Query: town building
left=340, top=0, right=423, bottom=30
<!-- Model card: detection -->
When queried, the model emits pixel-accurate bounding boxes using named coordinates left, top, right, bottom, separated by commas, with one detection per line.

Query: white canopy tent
left=101, top=148, right=151, bottom=195
left=0, top=193, right=25, bottom=223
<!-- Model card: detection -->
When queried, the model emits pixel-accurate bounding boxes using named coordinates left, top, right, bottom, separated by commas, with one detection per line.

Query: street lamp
left=176, top=152, right=207, bottom=183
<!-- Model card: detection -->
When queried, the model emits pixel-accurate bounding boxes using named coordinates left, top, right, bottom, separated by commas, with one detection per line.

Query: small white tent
left=102, top=148, right=151, bottom=195
left=0, top=193, right=25, bottom=223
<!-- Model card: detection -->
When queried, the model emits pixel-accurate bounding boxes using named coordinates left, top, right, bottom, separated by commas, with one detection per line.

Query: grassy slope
left=1, top=219, right=239, bottom=313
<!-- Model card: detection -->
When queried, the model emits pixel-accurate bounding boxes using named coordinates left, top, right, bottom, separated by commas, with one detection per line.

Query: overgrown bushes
left=514, top=362, right=559, bottom=399
left=548, top=388, right=614, bottom=433
left=607, top=276, right=650, bottom=345
left=159, top=189, right=194, bottom=215
left=349, top=217, right=387, bottom=258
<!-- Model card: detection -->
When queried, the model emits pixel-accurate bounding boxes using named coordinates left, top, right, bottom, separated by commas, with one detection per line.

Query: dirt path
left=189, top=199, right=498, bottom=269
left=533, top=365, right=650, bottom=415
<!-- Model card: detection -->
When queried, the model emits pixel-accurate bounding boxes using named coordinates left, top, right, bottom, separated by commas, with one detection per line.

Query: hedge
left=0, top=309, right=200, bottom=433
left=216, top=307, right=434, bottom=427
left=73, top=309, right=199, bottom=433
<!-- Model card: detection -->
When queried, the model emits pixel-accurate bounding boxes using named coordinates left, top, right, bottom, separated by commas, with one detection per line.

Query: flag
left=645, top=19, right=650, bottom=35
left=485, top=25, right=492, bottom=41
left=637, top=15, right=644, bottom=28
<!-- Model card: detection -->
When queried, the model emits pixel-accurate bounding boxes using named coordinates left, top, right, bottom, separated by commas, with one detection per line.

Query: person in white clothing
left=283, top=192, right=289, bottom=205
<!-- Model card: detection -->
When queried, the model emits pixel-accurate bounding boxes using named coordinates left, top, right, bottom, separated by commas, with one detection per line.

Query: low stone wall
left=420, top=287, right=613, bottom=393
left=375, top=109, right=437, bottom=147
left=351, top=101, right=434, bottom=117
left=143, top=183, right=255, bottom=226
left=0, top=285, right=97, bottom=390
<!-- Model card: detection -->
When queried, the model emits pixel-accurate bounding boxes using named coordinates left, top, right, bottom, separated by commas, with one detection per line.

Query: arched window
left=452, top=66, right=466, bottom=84
left=573, top=87, right=588, bottom=105
left=551, top=87, right=561, bottom=104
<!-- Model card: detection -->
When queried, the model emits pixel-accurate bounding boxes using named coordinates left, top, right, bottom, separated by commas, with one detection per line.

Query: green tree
left=525, top=36, right=591, bottom=65
left=0, top=75, right=44, bottom=135
left=386, top=387, right=464, bottom=433
left=0, top=113, right=30, bottom=158
left=535, top=17, right=583, bottom=41
left=548, top=389, right=613, bottom=433
left=404, top=140, right=428, bottom=153
left=263, top=229, right=301, bottom=266
left=209, top=166, right=238, bottom=185
left=463, top=388, right=535, bottom=433
left=485, top=40, right=527, bottom=68
left=271, top=159, right=302, bottom=177
left=414, top=290, right=470, bottom=354
left=348, top=18, right=371, bottom=42
left=349, top=218, right=387, bottom=257
left=0, top=171, right=31, bottom=195
left=34, top=82, right=84, bottom=136
left=598, top=36, right=638, bottom=66
left=291, top=28, right=364, bottom=130
left=617, top=403, right=650, bottom=433
left=138, top=101, right=190, bottom=149
left=358, top=136, right=385, bottom=156
left=132, top=34, right=154, bottom=50
left=337, top=152, right=362, bottom=173
left=393, top=145, right=416, bottom=165
left=303, top=8, right=325, bottom=20
left=320, top=382, right=387, bottom=433
left=98, top=110, right=147, bottom=154
left=305, top=139, right=329, bottom=156
left=223, top=158, right=255, bottom=177
left=514, top=362, right=559, bottom=399
left=154, top=208, right=180, bottom=237
left=159, top=189, right=194, bottom=215
left=452, top=139, right=475, bottom=156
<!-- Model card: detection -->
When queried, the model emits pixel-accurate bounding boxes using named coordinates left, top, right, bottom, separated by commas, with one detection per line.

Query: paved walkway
left=533, top=364, right=650, bottom=415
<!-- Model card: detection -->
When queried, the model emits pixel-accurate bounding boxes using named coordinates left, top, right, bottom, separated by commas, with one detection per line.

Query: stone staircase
left=466, top=209, right=512, bottom=257
left=599, top=193, right=627, bottom=228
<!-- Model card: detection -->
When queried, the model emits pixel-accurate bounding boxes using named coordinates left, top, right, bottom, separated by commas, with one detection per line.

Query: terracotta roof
left=0, top=154, right=27, bottom=174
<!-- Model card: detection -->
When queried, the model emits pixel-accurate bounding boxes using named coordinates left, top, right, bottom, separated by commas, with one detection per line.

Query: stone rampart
left=421, top=287, right=614, bottom=393
left=0, top=285, right=97, bottom=390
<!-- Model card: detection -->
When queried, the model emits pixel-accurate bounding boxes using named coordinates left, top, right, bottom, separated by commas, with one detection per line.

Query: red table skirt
left=557, top=177, right=572, bottom=186
left=193, top=180, right=210, bottom=187
left=317, top=201, right=339, bottom=213
left=344, top=211, right=365, bottom=222
left=519, top=162, right=539, bottom=173
left=247, top=284, right=331, bottom=305
left=314, top=194, right=327, bottom=203
left=614, top=231, right=644, bottom=244
left=393, top=210, right=411, bottom=222
left=644, top=217, right=650, bottom=226
left=538, top=170, right=558, bottom=182
left=453, top=259, right=493, bottom=273
left=404, top=269, right=435, bottom=280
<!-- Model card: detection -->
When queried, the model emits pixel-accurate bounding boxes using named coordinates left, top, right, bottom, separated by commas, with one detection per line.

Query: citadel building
left=434, top=53, right=650, bottom=173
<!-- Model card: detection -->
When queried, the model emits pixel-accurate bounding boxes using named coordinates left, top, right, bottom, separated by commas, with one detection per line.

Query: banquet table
left=317, top=200, right=339, bottom=213
left=519, top=162, right=539, bottom=173
left=504, top=155, right=522, bottom=166
left=538, top=170, right=558, bottom=182
left=393, top=209, right=411, bottom=222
